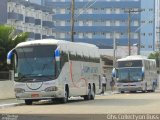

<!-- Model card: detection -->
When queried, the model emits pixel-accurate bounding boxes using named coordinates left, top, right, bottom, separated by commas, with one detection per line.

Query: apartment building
left=43, top=0, right=156, bottom=56
left=0, top=0, right=54, bottom=40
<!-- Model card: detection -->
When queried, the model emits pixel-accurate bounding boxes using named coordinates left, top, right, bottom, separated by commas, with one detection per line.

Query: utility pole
left=138, top=31, right=140, bottom=55
left=113, top=31, right=116, bottom=68
left=71, top=0, right=75, bottom=42
left=128, top=10, right=131, bottom=56
left=125, top=9, right=142, bottom=56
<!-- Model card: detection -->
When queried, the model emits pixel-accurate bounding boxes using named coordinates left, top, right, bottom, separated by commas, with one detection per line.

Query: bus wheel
left=130, top=91, right=136, bottom=93
left=84, top=85, right=92, bottom=100
left=60, top=90, right=68, bottom=103
left=25, top=100, right=32, bottom=105
left=91, top=85, right=95, bottom=100
left=120, top=91, right=124, bottom=93
left=151, top=84, right=156, bottom=92
left=142, top=84, right=147, bottom=93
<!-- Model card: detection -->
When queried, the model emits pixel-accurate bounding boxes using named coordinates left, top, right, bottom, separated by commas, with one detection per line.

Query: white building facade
left=0, top=0, right=54, bottom=40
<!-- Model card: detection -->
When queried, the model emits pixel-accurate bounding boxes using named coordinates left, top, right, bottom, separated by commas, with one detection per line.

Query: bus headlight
left=45, top=86, right=58, bottom=92
left=14, top=88, right=25, bottom=93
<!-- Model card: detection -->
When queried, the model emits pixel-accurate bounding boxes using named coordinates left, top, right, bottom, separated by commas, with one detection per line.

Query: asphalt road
left=0, top=91, right=160, bottom=120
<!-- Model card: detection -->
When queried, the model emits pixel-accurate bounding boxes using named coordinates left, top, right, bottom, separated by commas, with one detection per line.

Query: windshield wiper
left=17, top=75, right=28, bottom=82
left=41, top=75, right=54, bottom=80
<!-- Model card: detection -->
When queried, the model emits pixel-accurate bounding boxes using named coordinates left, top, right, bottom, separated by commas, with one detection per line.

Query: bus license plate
left=31, top=94, right=39, bottom=98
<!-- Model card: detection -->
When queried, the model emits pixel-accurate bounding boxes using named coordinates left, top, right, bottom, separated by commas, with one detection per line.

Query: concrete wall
left=0, top=80, right=15, bottom=99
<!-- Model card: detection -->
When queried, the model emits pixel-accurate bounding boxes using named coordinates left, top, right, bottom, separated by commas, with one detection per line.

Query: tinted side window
left=61, top=51, right=68, bottom=68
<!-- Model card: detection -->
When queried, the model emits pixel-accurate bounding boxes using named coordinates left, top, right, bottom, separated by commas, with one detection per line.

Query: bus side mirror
left=54, top=48, right=61, bottom=77
left=112, top=68, right=116, bottom=78
left=7, top=49, right=14, bottom=65
left=54, top=48, right=60, bottom=62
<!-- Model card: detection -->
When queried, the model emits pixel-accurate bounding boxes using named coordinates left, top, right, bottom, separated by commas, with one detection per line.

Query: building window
left=134, top=21, right=139, bottom=26
left=141, top=33, right=145, bottom=36
left=101, top=32, right=105, bottom=35
left=101, top=8, right=105, bottom=10
left=148, top=45, right=152, bottom=48
left=106, top=33, right=111, bottom=39
left=141, top=45, right=145, bottom=48
left=141, top=21, right=145, bottom=23
left=148, top=33, right=152, bottom=36
left=141, top=9, right=145, bottom=12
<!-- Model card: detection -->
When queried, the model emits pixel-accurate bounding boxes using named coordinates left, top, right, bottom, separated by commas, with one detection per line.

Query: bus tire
left=84, top=84, right=92, bottom=100
left=60, top=87, right=69, bottom=104
left=120, top=91, right=124, bottom=93
left=151, top=84, right=156, bottom=92
left=91, top=84, right=95, bottom=100
left=142, top=84, right=147, bottom=93
left=25, top=100, right=32, bottom=105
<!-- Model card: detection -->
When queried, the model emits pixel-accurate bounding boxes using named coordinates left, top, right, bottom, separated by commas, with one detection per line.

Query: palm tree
left=0, top=25, right=28, bottom=71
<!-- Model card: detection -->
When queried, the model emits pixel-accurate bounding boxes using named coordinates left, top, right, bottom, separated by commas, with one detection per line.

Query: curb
left=0, top=103, right=23, bottom=109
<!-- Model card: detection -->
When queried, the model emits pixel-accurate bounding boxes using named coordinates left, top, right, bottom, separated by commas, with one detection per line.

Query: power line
left=75, top=0, right=93, bottom=16
left=135, top=14, right=154, bottom=32
left=75, top=0, right=98, bottom=18
left=70, top=0, right=98, bottom=42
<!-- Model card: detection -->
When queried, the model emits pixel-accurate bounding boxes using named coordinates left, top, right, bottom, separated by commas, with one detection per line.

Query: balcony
left=35, top=19, right=41, bottom=25
left=8, top=12, right=23, bottom=21
left=35, top=33, right=41, bottom=40
left=42, top=35, right=55, bottom=39
left=42, top=21, right=54, bottom=28
left=25, top=16, right=35, bottom=24
left=28, top=32, right=35, bottom=39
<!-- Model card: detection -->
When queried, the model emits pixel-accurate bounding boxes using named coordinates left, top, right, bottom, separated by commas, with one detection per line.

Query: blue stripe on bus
left=7, top=50, right=13, bottom=60
left=55, top=48, right=60, bottom=57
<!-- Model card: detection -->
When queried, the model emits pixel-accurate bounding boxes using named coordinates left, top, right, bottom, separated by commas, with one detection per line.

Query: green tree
left=0, top=25, right=28, bottom=71
left=148, top=51, right=160, bottom=59
left=148, top=51, right=160, bottom=70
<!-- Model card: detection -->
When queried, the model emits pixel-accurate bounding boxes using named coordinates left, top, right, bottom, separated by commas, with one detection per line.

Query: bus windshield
left=117, top=68, right=142, bottom=83
left=14, top=45, right=57, bottom=82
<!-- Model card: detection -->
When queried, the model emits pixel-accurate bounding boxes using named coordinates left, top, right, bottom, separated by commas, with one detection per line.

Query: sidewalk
left=97, top=90, right=119, bottom=96
left=0, top=98, right=24, bottom=108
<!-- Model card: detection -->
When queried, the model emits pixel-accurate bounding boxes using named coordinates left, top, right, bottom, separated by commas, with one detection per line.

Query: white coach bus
left=112, top=55, right=157, bottom=93
left=7, top=39, right=102, bottom=105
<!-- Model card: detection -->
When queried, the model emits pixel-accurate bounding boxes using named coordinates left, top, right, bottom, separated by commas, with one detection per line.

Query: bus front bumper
left=117, top=83, right=143, bottom=92
left=118, top=86, right=143, bottom=92
left=15, top=90, right=64, bottom=100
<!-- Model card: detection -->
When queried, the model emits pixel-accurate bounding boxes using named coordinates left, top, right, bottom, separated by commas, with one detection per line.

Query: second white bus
left=112, top=55, right=157, bottom=93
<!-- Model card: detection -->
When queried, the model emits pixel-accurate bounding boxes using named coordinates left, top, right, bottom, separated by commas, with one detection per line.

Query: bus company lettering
left=81, top=66, right=98, bottom=75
